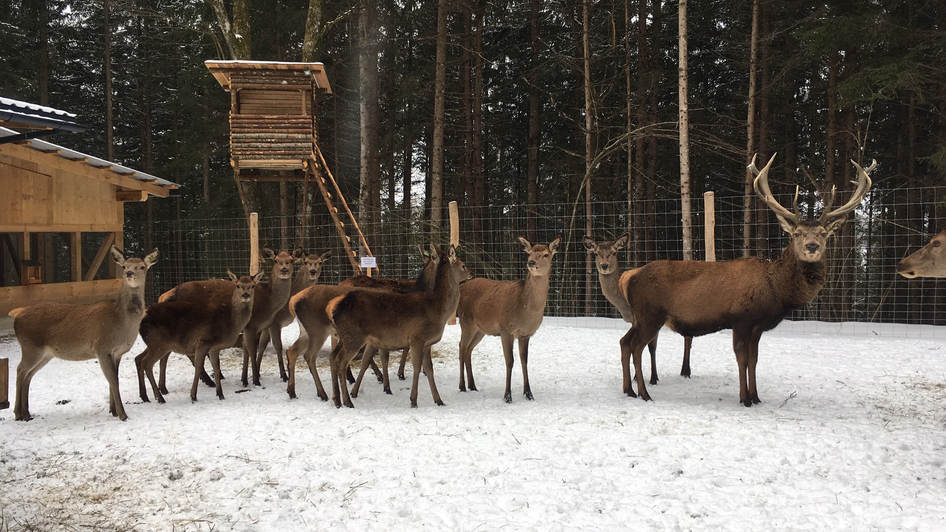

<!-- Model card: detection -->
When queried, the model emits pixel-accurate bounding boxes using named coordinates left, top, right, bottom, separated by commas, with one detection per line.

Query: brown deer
left=135, top=271, right=264, bottom=403
left=583, top=234, right=693, bottom=384
left=158, top=246, right=303, bottom=387
left=9, top=246, right=159, bottom=421
left=327, top=244, right=470, bottom=408
left=286, top=246, right=440, bottom=400
left=897, top=231, right=946, bottom=278
left=456, top=236, right=562, bottom=403
left=619, top=154, right=874, bottom=406
left=256, top=249, right=332, bottom=381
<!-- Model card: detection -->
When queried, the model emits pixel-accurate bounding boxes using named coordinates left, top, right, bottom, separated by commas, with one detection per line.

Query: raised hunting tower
left=205, top=60, right=370, bottom=274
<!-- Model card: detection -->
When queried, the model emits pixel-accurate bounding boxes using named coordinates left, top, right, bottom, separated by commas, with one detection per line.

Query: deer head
left=111, top=246, right=159, bottom=288
left=518, top=236, right=562, bottom=276
left=583, top=234, right=628, bottom=276
left=751, top=153, right=874, bottom=263
left=898, top=230, right=946, bottom=278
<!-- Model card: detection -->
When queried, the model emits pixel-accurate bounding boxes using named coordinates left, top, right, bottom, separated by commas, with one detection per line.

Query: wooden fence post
left=249, top=212, right=260, bottom=276
left=704, top=191, right=716, bottom=262
left=0, top=357, right=9, bottom=410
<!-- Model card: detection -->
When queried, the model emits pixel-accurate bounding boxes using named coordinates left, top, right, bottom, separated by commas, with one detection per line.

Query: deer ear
left=321, top=250, right=333, bottom=260
left=824, top=217, right=847, bottom=236
left=549, top=236, right=562, bottom=254
left=110, top=245, right=126, bottom=265
left=581, top=235, right=597, bottom=251
left=293, top=246, right=305, bottom=260
left=144, top=248, right=160, bottom=269
left=253, top=271, right=266, bottom=283
left=518, top=236, right=533, bottom=252
left=262, top=246, right=276, bottom=260
left=227, top=270, right=238, bottom=282
left=775, top=215, right=796, bottom=235
left=614, top=234, right=629, bottom=250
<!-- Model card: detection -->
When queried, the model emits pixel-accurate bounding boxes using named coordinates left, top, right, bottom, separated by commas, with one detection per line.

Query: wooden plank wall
left=0, top=279, right=123, bottom=316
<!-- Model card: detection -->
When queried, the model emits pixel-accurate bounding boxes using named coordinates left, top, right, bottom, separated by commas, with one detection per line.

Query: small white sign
left=360, top=256, right=377, bottom=268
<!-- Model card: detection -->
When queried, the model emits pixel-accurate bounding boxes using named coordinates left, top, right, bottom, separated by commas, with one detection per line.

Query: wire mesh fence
left=122, top=185, right=946, bottom=337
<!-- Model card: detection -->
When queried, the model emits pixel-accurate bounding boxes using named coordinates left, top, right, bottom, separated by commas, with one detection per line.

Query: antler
left=751, top=153, right=802, bottom=225
left=819, top=159, right=875, bottom=224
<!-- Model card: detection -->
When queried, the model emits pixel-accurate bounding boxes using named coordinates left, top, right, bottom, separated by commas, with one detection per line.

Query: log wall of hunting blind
left=0, top=132, right=178, bottom=316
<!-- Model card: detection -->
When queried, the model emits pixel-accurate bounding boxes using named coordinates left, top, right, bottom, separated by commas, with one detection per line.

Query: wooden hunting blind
left=205, top=60, right=371, bottom=274
left=0, top=100, right=178, bottom=317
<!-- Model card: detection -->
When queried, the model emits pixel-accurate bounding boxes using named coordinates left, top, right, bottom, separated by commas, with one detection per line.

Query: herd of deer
left=9, top=155, right=946, bottom=421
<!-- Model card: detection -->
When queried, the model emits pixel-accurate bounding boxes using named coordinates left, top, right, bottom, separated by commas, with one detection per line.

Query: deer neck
left=598, top=268, right=632, bottom=320
left=521, top=270, right=551, bottom=312
left=430, top=261, right=461, bottom=318
left=116, top=281, right=146, bottom=322
left=267, top=266, right=294, bottom=304
left=777, top=245, right=828, bottom=307
left=290, top=269, right=313, bottom=296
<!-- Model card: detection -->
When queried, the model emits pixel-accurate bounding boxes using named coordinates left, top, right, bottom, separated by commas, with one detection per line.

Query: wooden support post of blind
left=84, top=233, right=116, bottom=282
left=250, top=212, right=260, bottom=276
left=70, top=232, right=82, bottom=282
left=0, top=358, right=9, bottom=410
left=704, top=191, right=716, bottom=262
left=448, top=200, right=460, bottom=324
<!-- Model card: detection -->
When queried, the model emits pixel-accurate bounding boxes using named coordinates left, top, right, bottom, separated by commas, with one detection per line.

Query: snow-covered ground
left=1, top=317, right=945, bottom=531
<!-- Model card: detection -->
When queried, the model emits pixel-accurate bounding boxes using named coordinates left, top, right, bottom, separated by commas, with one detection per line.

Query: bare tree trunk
left=583, top=0, right=594, bottom=315
left=104, top=0, right=114, bottom=161
left=678, top=0, right=692, bottom=261
left=625, top=0, right=634, bottom=242
left=358, top=0, right=381, bottom=256
left=471, top=3, right=485, bottom=265
left=302, top=0, right=324, bottom=62
left=206, top=0, right=252, bottom=59
left=37, top=0, right=49, bottom=105
left=527, top=0, right=541, bottom=241
left=743, top=0, right=759, bottom=258
left=430, top=0, right=448, bottom=242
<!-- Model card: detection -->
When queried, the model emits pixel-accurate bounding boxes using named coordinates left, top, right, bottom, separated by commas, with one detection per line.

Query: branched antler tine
left=791, top=186, right=801, bottom=217
left=821, top=185, right=836, bottom=215
left=821, top=158, right=875, bottom=222
left=751, top=153, right=799, bottom=223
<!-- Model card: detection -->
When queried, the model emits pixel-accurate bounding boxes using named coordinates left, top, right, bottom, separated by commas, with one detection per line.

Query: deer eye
left=934, top=240, right=942, bottom=248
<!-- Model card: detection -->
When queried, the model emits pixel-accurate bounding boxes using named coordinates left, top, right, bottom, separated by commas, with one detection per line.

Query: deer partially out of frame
left=136, top=271, right=264, bottom=403
left=583, top=234, right=693, bottom=384
left=897, top=231, right=946, bottom=278
left=10, top=246, right=159, bottom=421
left=159, top=246, right=303, bottom=387
left=619, top=154, right=874, bottom=406
left=256, top=250, right=332, bottom=381
left=456, top=236, right=562, bottom=403
left=327, top=244, right=470, bottom=408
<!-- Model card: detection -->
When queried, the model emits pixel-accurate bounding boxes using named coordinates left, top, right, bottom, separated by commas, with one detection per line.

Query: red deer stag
left=256, top=249, right=332, bottom=381
left=10, top=246, right=159, bottom=421
left=619, top=154, right=873, bottom=406
left=136, top=271, right=264, bottom=403
left=327, top=244, right=470, bottom=408
left=158, top=246, right=303, bottom=387
left=583, top=234, right=693, bottom=384
left=456, top=236, right=562, bottom=403
left=897, top=231, right=946, bottom=278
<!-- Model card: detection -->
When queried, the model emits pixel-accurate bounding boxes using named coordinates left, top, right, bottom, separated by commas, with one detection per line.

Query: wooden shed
left=205, top=60, right=371, bottom=274
left=0, top=126, right=178, bottom=315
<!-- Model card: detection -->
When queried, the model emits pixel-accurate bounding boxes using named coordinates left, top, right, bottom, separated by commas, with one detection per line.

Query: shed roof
left=0, top=127, right=179, bottom=197
left=205, top=60, right=332, bottom=94
left=0, top=97, right=89, bottom=143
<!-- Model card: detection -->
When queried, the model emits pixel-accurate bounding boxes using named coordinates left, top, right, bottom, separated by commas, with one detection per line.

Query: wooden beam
left=0, top=223, right=123, bottom=233
left=116, top=189, right=149, bottom=202
left=0, top=358, right=9, bottom=410
left=70, top=232, right=82, bottom=282
left=84, top=233, right=115, bottom=282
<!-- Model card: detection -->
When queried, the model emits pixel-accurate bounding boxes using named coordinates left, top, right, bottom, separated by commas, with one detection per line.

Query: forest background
left=1, top=0, right=946, bottom=324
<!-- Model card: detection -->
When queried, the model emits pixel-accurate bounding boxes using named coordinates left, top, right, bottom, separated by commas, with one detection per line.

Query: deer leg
left=458, top=329, right=485, bottom=392
left=632, top=339, right=651, bottom=402
left=269, top=326, right=289, bottom=383
left=409, top=344, right=423, bottom=408
left=647, top=336, right=659, bottom=385
left=14, top=352, right=52, bottom=421
left=191, top=348, right=209, bottom=402
left=746, top=329, right=763, bottom=405
left=302, top=332, right=330, bottom=401
left=618, top=328, right=638, bottom=398
left=139, top=348, right=169, bottom=404
left=681, top=336, right=692, bottom=378
left=421, top=344, right=444, bottom=407
left=518, top=336, right=533, bottom=400
left=327, top=343, right=345, bottom=408
left=732, top=330, right=751, bottom=407
left=397, top=348, right=408, bottom=381
left=501, top=333, right=516, bottom=403
left=158, top=353, right=170, bottom=394
left=209, top=349, right=225, bottom=400
left=240, top=334, right=252, bottom=387
left=98, top=352, right=127, bottom=420
left=378, top=349, right=393, bottom=394
left=286, top=337, right=302, bottom=399
left=338, top=347, right=359, bottom=409
left=135, top=348, right=153, bottom=403
left=351, top=345, right=378, bottom=398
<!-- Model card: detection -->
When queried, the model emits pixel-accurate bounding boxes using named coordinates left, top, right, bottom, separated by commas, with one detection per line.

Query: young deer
left=285, top=247, right=439, bottom=400
left=582, top=234, right=693, bottom=383
left=136, top=271, right=264, bottom=403
left=327, top=244, right=470, bottom=408
left=897, top=231, right=946, bottom=278
left=159, top=246, right=302, bottom=387
left=620, top=154, right=874, bottom=406
left=256, top=249, right=332, bottom=381
left=456, top=236, right=562, bottom=403
left=10, top=246, right=159, bottom=421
